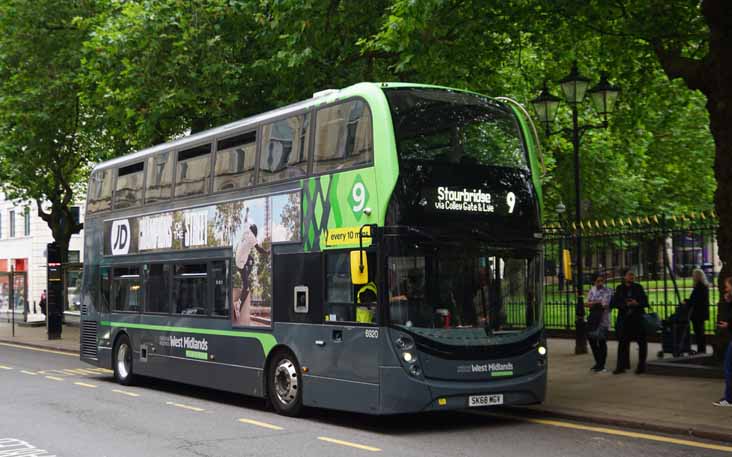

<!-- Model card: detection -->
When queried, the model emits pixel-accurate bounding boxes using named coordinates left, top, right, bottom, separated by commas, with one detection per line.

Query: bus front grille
left=80, top=321, right=98, bottom=360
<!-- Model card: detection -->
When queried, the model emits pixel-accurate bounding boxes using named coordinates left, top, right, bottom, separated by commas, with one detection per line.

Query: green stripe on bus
left=185, top=350, right=208, bottom=360
left=99, top=321, right=277, bottom=356
left=490, top=371, right=514, bottom=377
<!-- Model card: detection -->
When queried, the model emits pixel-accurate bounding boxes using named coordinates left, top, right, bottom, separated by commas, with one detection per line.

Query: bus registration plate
left=468, top=394, right=503, bottom=407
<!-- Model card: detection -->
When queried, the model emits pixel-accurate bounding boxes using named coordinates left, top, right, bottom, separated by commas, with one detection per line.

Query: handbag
left=587, top=326, right=608, bottom=341
left=642, top=312, right=662, bottom=335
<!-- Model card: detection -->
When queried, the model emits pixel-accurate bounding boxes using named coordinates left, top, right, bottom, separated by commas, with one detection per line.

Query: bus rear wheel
left=113, top=334, right=135, bottom=386
left=268, top=351, right=302, bottom=416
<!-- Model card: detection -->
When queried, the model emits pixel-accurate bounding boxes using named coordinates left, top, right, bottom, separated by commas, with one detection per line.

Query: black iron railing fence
left=540, top=213, right=721, bottom=333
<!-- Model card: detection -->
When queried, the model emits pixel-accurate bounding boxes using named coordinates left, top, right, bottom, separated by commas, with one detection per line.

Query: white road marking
left=0, top=438, right=56, bottom=456
left=112, top=389, right=140, bottom=397
left=317, top=436, right=381, bottom=452
left=166, top=401, right=205, bottom=412
left=238, top=418, right=284, bottom=431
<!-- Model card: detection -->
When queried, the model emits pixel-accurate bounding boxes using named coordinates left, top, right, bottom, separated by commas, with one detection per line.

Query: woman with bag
left=684, top=268, right=710, bottom=353
left=586, top=273, right=612, bottom=372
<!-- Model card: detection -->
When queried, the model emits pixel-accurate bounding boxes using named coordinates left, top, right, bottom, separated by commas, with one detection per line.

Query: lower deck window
left=111, top=266, right=142, bottom=312
left=173, top=263, right=208, bottom=315
left=145, top=264, right=170, bottom=313
left=211, top=260, right=230, bottom=317
left=102, top=260, right=231, bottom=318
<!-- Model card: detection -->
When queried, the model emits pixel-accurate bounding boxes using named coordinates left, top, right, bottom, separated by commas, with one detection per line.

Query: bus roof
left=91, top=82, right=496, bottom=173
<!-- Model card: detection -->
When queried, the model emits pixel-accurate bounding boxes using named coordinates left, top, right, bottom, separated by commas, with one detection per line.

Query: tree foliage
left=0, top=0, right=725, bottom=273
left=0, top=0, right=95, bottom=259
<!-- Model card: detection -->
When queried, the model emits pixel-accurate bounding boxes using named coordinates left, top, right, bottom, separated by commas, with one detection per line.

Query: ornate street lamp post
left=531, top=62, right=620, bottom=355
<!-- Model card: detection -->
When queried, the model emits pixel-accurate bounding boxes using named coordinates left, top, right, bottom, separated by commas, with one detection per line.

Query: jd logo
left=111, top=219, right=130, bottom=255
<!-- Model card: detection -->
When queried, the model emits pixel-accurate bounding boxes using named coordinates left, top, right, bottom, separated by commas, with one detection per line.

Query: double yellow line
left=489, top=413, right=732, bottom=453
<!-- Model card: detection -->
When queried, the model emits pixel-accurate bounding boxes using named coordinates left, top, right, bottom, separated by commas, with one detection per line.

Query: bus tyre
left=268, top=352, right=303, bottom=416
left=113, top=334, right=135, bottom=386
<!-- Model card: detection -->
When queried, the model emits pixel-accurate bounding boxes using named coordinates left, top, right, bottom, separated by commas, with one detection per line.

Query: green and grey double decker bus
left=80, top=82, right=547, bottom=416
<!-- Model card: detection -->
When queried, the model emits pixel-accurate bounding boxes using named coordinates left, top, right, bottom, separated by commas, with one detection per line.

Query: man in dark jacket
left=612, top=269, right=649, bottom=374
left=714, top=277, right=732, bottom=407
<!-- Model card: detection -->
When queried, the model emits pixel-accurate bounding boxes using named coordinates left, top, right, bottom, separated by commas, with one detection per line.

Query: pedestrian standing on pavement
left=714, top=277, right=732, bottom=407
left=612, top=269, right=649, bottom=375
left=39, top=290, right=47, bottom=316
left=586, top=273, right=612, bottom=372
left=684, top=268, right=710, bottom=354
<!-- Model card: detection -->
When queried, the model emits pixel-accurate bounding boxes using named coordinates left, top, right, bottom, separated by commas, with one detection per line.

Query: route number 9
left=506, top=192, right=516, bottom=214
left=352, top=182, right=366, bottom=212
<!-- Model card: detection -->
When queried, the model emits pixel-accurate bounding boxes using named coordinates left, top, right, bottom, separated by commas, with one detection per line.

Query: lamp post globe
left=530, top=83, right=561, bottom=135
left=555, top=201, right=566, bottom=215
left=589, top=73, right=621, bottom=120
left=559, top=61, right=591, bottom=104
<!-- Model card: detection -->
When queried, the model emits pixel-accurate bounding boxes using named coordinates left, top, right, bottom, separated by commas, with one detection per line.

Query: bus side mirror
left=350, top=250, right=369, bottom=285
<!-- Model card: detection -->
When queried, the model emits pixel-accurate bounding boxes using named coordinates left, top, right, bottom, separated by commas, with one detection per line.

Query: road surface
left=0, top=342, right=728, bottom=457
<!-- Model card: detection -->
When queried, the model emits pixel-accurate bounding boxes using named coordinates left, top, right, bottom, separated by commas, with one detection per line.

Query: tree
left=76, top=0, right=723, bottom=280
left=0, top=0, right=97, bottom=261
left=363, top=0, right=723, bottom=269
left=79, top=0, right=395, bottom=152
left=532, top=0, right=732, bottom=287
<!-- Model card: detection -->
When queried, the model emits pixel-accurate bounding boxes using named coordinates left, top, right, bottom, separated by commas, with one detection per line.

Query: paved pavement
left=1, top=322, right=730, bottom=443
left=1, top=343, right=731, bottom=457
left=0, top=321, right=79, bottom=353
left=537, top=338, right=730, bottom=441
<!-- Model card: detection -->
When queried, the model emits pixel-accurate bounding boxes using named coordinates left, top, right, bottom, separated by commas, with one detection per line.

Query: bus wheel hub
left=117, top=343, right=130, bottom=379
left=274, top=359, right=298, bottom=405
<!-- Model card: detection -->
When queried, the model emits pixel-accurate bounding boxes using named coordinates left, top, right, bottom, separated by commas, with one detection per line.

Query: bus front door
left=304, top=323, right=380, bottom=413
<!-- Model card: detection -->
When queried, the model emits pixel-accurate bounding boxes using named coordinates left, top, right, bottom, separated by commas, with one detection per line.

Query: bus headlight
left=403, top=352, right=415, bottom=363
left=538, top=346, right=547, bottom=356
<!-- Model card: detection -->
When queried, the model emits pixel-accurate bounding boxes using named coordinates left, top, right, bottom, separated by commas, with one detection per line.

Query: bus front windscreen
left=385, top=87, right=527, bottom=169
left=387, top=245, right=542, bottom=339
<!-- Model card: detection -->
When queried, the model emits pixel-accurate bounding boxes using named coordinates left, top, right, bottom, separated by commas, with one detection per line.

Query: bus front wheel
left=113, top=334, right=135, bottom=386
left=268, top=351, right=303, bottom=416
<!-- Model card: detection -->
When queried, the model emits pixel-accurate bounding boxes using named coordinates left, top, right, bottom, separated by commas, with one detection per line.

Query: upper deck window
left=176, top=144, right=211, bottom=198
left=88, top=169, right=113, bottom=213
left=259, top=114, right=310, bottom=184
left=313, top=100, right=373, bottom=175
left=384, top=88, right=527, bottom=169
left=146, top=152, right=173, bottom=203
left=114, top=162, right=145, bottom=209
left=214, top=132, right=256, bottom=192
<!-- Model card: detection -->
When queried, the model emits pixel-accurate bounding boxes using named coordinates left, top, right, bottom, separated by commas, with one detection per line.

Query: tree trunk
left=37, top=199, right=83, bottom=265
left=704, top=0, right=732, bottom=296
left=699, top=0, right=732, bottom=358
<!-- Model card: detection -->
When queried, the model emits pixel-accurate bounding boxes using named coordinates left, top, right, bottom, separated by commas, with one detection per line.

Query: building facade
left=0, top=194, right=84, bottom=322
